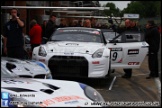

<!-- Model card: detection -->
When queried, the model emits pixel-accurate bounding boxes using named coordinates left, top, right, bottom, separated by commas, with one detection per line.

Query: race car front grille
left=19, top=75, right=32, bottom=78
left=48, top=56, right=88, bottom=77
left=34, top=74, right=46, bottom=79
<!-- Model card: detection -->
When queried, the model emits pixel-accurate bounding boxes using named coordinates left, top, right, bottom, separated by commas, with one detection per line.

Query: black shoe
left=122, top=75, right=131, bottom=78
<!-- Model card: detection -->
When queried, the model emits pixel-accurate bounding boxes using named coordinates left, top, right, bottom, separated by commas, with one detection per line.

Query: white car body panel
left=107, top=42, right=149, bottom=68
left=1, top=78, right=100, bottom=107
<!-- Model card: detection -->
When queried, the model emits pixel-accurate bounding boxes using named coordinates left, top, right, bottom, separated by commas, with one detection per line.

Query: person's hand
left=12, top=14, right=18, bottom=19
left=4, top=47, right=7, bottom=55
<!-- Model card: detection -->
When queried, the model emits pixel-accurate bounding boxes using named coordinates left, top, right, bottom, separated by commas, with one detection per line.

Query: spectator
left=29, top=19, right=42, bottom=52
left=45, top=14, right=57, bottom=41
left=83, top=19, right=91, bottom=28
left=72, top=20, right=78, bottom=27
left=77, top=20, right=83, bottom=27
left=145, top=20, right=160, bottom=79
left=3, top=8, right=25, bottom=59
left=59, top=18, right=67, bottom=28
left=91, top=17, right=97, bottom=28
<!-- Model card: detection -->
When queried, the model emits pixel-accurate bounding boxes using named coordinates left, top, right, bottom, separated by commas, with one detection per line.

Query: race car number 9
left=112, top=52, right=118, bottom=61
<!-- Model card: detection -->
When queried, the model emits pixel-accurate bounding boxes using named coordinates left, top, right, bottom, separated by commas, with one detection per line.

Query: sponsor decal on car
left=128, top=49, right=139, bottom=55
left=64, top=100, right=79, bottom=104
left=3, top=80, right=32, bottom=84
left=128, top=62, right=140, bottom=65
left=39, top=95, right=86, bottom=107
left=59, top=29, right=100, bottom=35
left=92, top=61, right=100, bottom=64
left=109, top=47, right=122, bottom=51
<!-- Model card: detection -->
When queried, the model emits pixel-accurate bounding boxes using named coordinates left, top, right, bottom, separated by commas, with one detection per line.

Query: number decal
left=112, top=52, right=118, bottom=61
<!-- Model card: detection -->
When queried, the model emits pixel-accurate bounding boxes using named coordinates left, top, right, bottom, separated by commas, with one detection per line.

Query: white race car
left=1, top=68, right=105, bottom=107
left=32, top=27, right=148, bottom=78
left=1, top=57, right=52, bottom=79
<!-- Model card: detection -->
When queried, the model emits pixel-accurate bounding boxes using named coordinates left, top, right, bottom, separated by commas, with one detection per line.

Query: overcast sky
left=99, top=1, right=131, bottom=10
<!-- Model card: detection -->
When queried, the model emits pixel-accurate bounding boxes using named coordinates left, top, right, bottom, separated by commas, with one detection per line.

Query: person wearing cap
left=29, top=19, right=42, bottom=52
left=45, top=13, right=57, bottom=42
left=145, top=20, right=160, bottom=79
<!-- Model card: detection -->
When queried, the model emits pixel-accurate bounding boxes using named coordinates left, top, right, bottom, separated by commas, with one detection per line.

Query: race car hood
left=1, top=78, right=95, bottom=107
left=46, top=41, right=105, bottom=54
left=1, top=57, right=49, bottom=77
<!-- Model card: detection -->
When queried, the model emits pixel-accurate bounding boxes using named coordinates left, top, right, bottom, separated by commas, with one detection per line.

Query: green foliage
left=103, top=2, right=121, bottom=17
left=102, top=1, right=161, bottom=18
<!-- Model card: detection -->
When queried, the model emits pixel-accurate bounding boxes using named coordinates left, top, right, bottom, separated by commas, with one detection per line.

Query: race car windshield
left=50, top=29, right=102, bottom=43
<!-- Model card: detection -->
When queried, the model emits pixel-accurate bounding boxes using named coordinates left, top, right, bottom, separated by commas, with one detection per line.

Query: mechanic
left=45, top=13, right=57, bottom=42
left=3, top=8, right=25, bottom=59
left=29, top=19, right=42, bottom=52
left=144, top=20, right=160, bottom=79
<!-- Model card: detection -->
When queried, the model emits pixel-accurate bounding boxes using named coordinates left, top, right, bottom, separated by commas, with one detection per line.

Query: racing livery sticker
left=59, top=29, right=100, bottom=35
left=128, top=49, right=139, bottom=55
left=128, top=62, right=140, bottom=65
left=39, top=95, right=86, bottom=107
left=109, top=47, right=123, bottom=63
left=109, top=47, right=122, bottom=51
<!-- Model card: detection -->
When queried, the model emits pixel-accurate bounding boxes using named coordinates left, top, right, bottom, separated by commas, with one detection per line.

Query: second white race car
left=1, top=68, right=105, bottom=107
left=1, top=57, right=52, bottom=79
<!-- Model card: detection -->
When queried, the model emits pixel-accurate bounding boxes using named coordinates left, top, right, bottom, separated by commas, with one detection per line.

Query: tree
left=103, top=2, right=121, bottom=17
left=121, top=1, right=160, bottom=18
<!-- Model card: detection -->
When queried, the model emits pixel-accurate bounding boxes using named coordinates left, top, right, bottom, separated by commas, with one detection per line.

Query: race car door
left=103, top=30, right=149, bottom=69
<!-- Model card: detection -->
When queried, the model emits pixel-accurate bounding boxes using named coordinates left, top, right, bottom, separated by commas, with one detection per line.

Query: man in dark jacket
left=45, top=14, right=56, bottom=42
left=145, top=20, right=160, bottom=79
left=3, top=8, right=25, bottom=59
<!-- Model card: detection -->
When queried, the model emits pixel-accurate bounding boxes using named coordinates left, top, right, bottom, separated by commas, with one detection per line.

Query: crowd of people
left=2, top=9, right=161, bottom=80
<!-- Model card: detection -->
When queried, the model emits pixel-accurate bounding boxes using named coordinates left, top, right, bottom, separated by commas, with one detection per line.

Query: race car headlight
left=38, top=46, right=47, bottom=57
left=79, top=83, right=105, bottom=102
left=92, top=48, right=104, bottom=58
